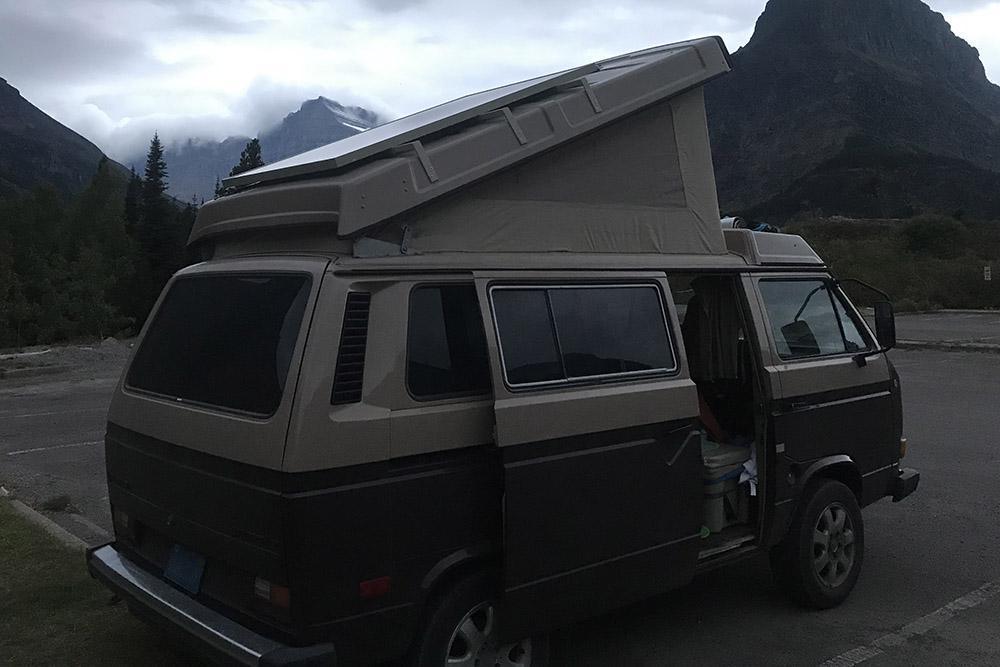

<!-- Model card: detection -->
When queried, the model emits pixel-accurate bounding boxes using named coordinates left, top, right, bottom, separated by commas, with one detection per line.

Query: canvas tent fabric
left=191, top=37, right=733, bottom=256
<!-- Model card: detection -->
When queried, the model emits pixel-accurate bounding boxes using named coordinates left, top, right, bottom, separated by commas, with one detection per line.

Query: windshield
left=126, top=273, right=311, bottom=416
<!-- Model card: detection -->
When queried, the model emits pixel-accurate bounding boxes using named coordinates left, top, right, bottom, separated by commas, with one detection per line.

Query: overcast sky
left=3, top=0, right=1000, bottom=162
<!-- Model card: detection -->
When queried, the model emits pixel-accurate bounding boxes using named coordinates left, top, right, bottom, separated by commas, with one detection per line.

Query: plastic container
left=701, top=438, right=751, bottom=533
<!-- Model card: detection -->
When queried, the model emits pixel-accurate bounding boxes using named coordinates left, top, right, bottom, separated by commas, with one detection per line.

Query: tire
left=770, top=479, right=864, bottom=609
left=410, top=571, right=549, bottom=667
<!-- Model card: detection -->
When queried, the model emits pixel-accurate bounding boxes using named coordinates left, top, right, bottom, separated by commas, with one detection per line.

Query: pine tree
left=136, top=133, right=178, bottom=314
left=123, top=166, right=142, bottom=236
left=213, top=175, right=224, bottom=198
left=229, top=137, right=265, bottom=176
left=142, top=133, right=168, bottom=201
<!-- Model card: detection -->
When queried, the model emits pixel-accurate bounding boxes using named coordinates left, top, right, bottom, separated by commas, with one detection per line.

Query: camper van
left=87, top=38, right=919, bottom=667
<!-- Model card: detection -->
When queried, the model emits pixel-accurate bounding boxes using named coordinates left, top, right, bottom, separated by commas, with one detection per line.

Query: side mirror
left=874, top=301, right=896, bottom=350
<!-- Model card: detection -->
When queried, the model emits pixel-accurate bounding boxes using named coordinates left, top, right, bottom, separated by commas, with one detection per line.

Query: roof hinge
left=407, top=140, right=439, bottom=183
left=501, top=107, right=528, bottom=145
left=581, top=79, right=602, bottom=113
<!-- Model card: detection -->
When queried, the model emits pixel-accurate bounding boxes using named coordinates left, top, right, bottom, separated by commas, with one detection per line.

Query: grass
left=0, top=501, right=199, bottom=665
left=784, top=215, right=1000, bottom=312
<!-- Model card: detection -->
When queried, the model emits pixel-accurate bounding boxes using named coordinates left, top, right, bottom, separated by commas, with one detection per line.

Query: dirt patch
left=0, top=338, right=134, bottom=386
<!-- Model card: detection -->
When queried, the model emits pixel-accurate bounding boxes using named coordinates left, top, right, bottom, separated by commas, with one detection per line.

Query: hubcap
left=446, top=602, right=533, bottom=667
left=812, top=502, right=856, bottom=588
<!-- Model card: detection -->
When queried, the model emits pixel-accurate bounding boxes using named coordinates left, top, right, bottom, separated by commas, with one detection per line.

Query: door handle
left=789, top=401, right=812, bottom=411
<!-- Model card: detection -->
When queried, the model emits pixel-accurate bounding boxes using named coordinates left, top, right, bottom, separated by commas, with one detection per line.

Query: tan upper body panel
left=282, top=272, right=494, bottom=473
left=108, top=256, right=330, bottom=471
left=473, top=271, right=698, bottom=449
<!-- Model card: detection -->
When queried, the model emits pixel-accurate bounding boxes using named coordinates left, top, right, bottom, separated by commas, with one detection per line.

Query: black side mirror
left=874, top=301, right=896, bottom=350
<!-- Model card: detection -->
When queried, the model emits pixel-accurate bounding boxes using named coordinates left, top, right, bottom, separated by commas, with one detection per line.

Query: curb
left=6, top=498, right=89, bottom=551
left=895, top=310, right=1000, bottom=317
left=896, top=340, right=1000, bottom=354
left=0, top=364, right=75, bottom=380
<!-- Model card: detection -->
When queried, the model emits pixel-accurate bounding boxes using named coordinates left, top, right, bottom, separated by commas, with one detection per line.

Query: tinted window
left=127, top=274, right=310, bottom=416
left=491, top=289, right=563, bottom=385
left=407, top=285, right=491, bottom=398
left=759, top=280, right=849, bottom=359
left=491, top=285, right=674, bottom=386
left=549, top=287, right=673, bottom=378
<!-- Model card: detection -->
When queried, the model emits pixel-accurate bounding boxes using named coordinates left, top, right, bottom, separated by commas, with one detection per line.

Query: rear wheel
left=770, top=479, right=864, bottom=609
left=411, top=572, right=548, bottom=667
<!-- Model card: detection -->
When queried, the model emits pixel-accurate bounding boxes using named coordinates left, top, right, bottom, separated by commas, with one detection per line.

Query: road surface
left=2, top=321, right=998, bottom=665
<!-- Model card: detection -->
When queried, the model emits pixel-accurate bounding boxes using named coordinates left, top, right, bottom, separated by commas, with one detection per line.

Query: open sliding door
left=474, top=271, right=704, bottom=638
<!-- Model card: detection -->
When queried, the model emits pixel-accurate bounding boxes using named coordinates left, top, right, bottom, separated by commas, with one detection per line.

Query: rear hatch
left=104, top=256, right=328, bottom=633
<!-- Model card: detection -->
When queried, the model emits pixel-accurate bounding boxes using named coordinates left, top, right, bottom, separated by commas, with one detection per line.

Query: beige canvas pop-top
left=191, top=37, right=732, bottom=257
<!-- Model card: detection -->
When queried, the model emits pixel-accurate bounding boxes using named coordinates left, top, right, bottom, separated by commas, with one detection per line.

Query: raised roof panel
left=194, top=37, right=733, bottom=255
left=225, top=66, right=597, bottom=187
left=223, top=37, right=729, bottom=189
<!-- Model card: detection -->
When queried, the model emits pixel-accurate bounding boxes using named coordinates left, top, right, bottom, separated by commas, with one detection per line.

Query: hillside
left=0, top=77, right=127, bottom=200
left=160, top=97, right=380, bottom=202
left=705, top=0, right=1000, bottom=220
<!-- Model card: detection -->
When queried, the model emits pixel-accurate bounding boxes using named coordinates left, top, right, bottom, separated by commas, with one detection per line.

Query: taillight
left=254, top=577, right=290, bottom=609
left=360, top=576, right=392, bottom=600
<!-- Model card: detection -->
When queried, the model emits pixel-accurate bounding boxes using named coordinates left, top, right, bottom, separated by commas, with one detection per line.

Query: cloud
left=2, top=0, right=997, bottom=165
left=0, top=7, right=163, bottom=84
left=165, top=12, right=273, bottom=34
left=931, top=0, right=1000, bottom=9
left=360, top=0, right=427, bottom=11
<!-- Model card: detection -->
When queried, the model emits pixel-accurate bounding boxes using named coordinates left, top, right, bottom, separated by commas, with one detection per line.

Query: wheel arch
left=418, top=543, right=501, bottom=608
left=798, top=455, right=863, bottom=500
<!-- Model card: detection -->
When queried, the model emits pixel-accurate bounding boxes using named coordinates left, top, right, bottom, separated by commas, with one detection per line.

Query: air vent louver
left=331, top=292, right=371, bottom=404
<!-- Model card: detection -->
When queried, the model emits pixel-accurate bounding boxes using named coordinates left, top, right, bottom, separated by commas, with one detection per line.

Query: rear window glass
left=127, top=274, right=311, bottom=416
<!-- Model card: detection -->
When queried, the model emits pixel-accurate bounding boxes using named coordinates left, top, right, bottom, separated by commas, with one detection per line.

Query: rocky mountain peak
left=745, top=0, right=989, bottom=83
left=1, top=75, right=125, bottom=198
left=705, top=0, right=1000, bottom=219
left=284, top=96, right=380, bottom=132
left=157, top=97, right=381, bottom=202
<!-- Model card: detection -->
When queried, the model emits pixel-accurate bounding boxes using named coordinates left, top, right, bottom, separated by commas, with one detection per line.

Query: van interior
left=671, top=273, right=763, bottom=561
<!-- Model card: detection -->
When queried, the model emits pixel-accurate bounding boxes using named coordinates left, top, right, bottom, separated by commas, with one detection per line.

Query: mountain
left=160, top=97, right=380, bottom=202
left=0, top=77, right=127, bottom=200
left=705, top=0, right=1000, bottom=219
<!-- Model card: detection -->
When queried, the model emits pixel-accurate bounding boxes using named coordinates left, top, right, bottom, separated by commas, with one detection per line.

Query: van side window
left=490, top=289, right=564, bottom=385
left=407, top=285, right=492, bottom=399
left=758, top=279, right=864, bottom=359
left=491, top=285, right=675, bottom=387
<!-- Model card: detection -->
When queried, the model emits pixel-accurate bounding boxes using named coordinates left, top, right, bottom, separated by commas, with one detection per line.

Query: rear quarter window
left=126, top=273, right=311, bottom=416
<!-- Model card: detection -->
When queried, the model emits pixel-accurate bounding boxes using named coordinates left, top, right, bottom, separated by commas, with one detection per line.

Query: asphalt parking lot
left=895, top=310, right=1000, bottom=346
left=2, top=312, right=999, bottom=665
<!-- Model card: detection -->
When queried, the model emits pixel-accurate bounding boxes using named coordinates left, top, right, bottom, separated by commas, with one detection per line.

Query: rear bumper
left=86, top=544, right=336, bottom=666
left=891, top=467, right=920, bottom=502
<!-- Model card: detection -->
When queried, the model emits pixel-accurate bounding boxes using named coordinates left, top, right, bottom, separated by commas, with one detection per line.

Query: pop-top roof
left=224, top=66, right=597, bottom=187
left=223, top=38, right=729, bottom=189
left=193, top=37, right=732, bottom=252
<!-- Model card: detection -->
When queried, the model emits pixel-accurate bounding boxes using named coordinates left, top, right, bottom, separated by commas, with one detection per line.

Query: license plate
left=164, top=544, right=206, bottom=594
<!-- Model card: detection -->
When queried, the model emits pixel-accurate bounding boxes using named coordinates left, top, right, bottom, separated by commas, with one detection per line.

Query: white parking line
left=6, top=440, right=102, bottom=456
left=819, top=579, right=1000, bottom=666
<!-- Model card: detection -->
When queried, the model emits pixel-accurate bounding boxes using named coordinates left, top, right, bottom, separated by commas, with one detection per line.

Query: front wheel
left=770, top=479, right=864, bottom=609
left=411, top=571, right=548, bottom=667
